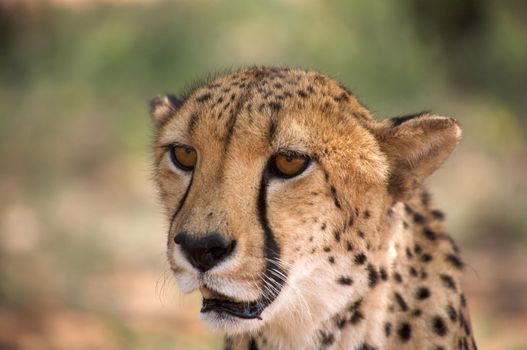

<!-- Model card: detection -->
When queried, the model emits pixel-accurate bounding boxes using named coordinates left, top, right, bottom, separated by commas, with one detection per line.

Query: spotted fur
left=150, top=67, right=476, bottom=350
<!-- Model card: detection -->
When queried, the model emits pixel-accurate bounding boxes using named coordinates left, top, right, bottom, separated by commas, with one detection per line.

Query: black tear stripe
left=248, top=337, right=258, bottom=350
left=256, top=167, right=287, bottom=310
left=167, top=175, right=194, bottom=239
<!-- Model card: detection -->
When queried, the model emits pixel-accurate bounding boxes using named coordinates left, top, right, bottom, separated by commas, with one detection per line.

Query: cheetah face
left=150, top=68, right=460, bottom=334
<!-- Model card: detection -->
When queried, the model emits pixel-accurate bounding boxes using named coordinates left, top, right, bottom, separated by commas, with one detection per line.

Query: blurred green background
left=1, top=0, right=526, bottom=349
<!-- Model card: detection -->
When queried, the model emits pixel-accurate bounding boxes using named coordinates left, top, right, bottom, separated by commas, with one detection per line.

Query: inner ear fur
left=373, top=112, right=462, bottom=201
left=149, top=94, right=182, bottom=128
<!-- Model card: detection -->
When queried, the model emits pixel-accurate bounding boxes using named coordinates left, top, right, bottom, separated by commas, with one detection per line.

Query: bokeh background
left=1, top=0, right=526, bottom=349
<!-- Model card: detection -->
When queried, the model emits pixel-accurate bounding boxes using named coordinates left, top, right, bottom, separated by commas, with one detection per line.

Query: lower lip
left=201, top=298, right=267, bottom=319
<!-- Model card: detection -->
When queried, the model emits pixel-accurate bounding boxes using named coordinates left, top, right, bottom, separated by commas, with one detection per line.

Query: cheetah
left=150, top=67, right=476, bottom=350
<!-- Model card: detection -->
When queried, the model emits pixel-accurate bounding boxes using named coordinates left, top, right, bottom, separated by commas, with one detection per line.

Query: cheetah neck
left=227, top=195, right=471, bottom=350
left=227, top=204, right=404, bottom=350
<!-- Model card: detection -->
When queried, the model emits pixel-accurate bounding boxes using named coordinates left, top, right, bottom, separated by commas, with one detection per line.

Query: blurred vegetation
left=0, top=0, right=526, bottom=349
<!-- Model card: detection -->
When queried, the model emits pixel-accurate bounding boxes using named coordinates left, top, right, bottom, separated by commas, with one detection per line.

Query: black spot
left=440, top=274, right=457, bottom=292
left=346, top=241, right=353, bottom=251
left=268, top=102, right=282, bottom=112
left=416, top=287, right=431, bottom=300
left=323, top=246, right=331, bottom=252
left=446, top=254, right=464, bottom=269
left=367, top=264, right=379, bottom=288
left=357, top=343, right=377, bottom=350
left=397, top=322, right=412, bottom=342
left=334, top=230, right=341, bottom=242
left=424, top=228, right=438, bottom=240
left=333, top=92, right=350, bottom=102
left=337, top=276, right=353, bottom=286
left=355, top=207, right=360, bottom=216
left=409, top=267, right=418, bottom=277
left=394, top=272, right=403, bottom=283
left=446, top=304, right=458, bottom=323
left=412, top=308, right=422, bottom=317
left=196, top=93, right=212, bottom=102
left=431, top=210, right=445, bottom=220
left=297, top=90, right=308, bottom=98
left=354, top=253, right=367, bottom=265
left=336, top=316, right=346, bottom=329
left=394, top=292, right=408, bottom=311
left=273, top=83, right=283, bottom=89
left=421, top=253, right=433, bottom=263
left=404, top=203, right=414, bottom=214
left=328, top=256, right=335, bottom=264
left=384, top=322, right=392, bottom=337
left=321, top=223, right=327, bottom=230
left=414, top=243, right=423, bottom=254
left=349, top=298, right=363, bottom=311
left=330, top=186, right=341, bottom=209
left=357, top=230, right=365, bottom=238
left=320, top=331, right=335, bottom=346
left=460, top=293, right=467, bottom=307
left=421, top=190, right=431, bottom=206
left=413, top=213, right=426, bottom=224
left=433, top=316, right=448, bottom=336
left=222, top=101, right=231, bottom=112
left=348, top=217, right=355, bottom=227
left=364, top=210, right=371, bottom=218
left=380, top=267, right=388, bottom=281
left=350, top=310, right=364, bottom=325
left=322, top=170, right=330, bottom=182
left=406, top=247, right=414, bottom=259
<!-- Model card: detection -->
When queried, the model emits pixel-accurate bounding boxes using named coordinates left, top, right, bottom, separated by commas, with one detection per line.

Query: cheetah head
left=150, top=67, right=460, bottom=335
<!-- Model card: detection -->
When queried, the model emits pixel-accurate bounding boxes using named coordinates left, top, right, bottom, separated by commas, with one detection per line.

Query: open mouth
left=199, top=286, right=268, bottom=320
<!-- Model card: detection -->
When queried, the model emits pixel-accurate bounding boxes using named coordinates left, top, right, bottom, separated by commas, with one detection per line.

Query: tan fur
left=150, top=67, right=476, bottom=350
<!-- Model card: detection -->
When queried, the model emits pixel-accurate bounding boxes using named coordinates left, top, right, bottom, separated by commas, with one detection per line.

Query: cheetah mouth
left=199, top=286, right=267, bottom=320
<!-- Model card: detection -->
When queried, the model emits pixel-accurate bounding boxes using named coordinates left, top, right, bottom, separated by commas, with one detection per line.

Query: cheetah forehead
left=155, top=67, right=377, bottom=146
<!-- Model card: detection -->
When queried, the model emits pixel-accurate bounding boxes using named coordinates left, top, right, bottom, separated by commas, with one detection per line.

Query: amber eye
left=169, top=145, right=197, bottom=171
left=271, top=151, right=310, bottom=178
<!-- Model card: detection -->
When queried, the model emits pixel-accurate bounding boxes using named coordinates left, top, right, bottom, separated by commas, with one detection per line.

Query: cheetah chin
left=151, top=67, right=476, bottom=349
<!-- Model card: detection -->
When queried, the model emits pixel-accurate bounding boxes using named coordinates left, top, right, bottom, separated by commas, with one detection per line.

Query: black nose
left=174, top=232, right=236, bottom=272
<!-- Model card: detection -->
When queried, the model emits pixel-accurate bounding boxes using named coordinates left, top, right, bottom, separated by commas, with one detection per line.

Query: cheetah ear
left=149, top=94, right=183, bottom=127
left=374, top=112, right=462, bottom=201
